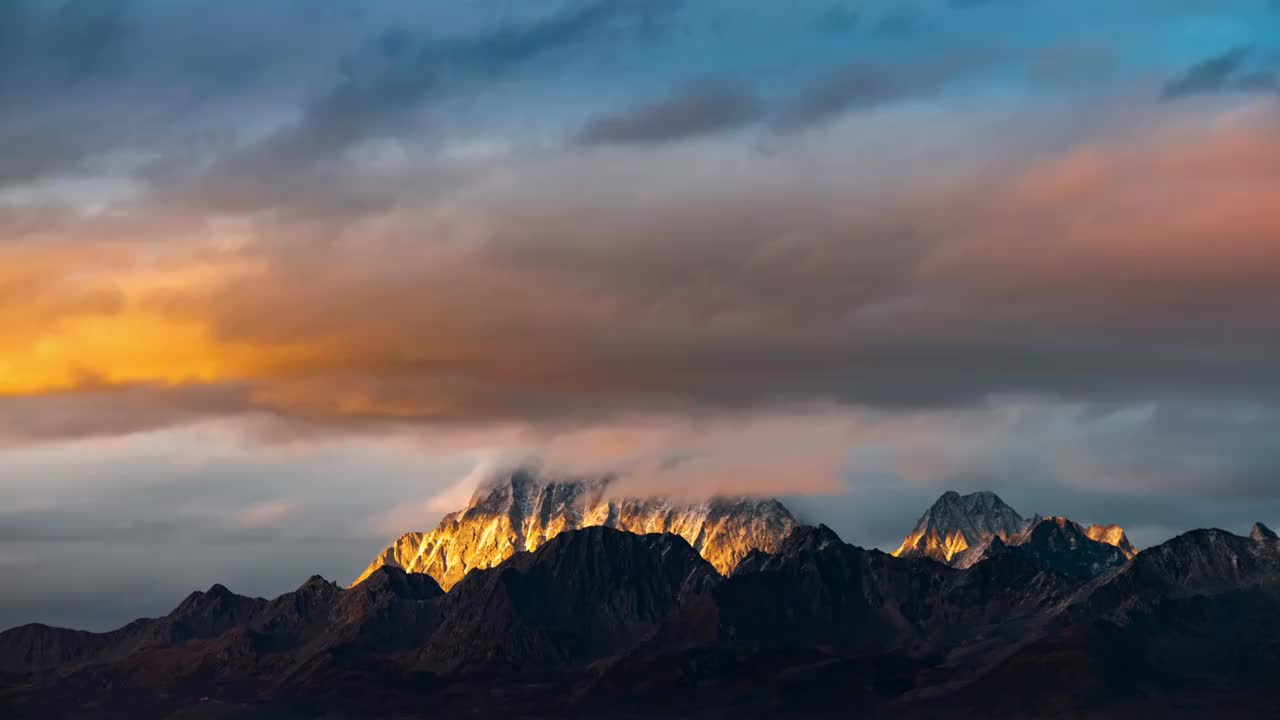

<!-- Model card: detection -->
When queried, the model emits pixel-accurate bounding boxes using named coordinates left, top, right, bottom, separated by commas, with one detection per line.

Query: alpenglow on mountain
left=892, top=490, right=1137, bottom=565
left=353, top=469, right=799, bottom=589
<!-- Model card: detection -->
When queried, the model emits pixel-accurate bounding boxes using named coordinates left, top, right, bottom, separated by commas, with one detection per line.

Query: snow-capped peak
left=892, top=491, right=1137, bottom=565
left=352, top=468, right=798, bottom=589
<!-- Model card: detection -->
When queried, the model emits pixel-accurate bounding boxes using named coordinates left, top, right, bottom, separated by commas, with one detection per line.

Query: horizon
left=4, top=0, right=1280, bottom=638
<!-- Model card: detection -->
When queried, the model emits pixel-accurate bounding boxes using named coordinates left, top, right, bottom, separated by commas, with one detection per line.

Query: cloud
left=497, top=412, right=851, bottom=499
left=0, top=384, right=255, bottom=444
left=1161, top=47, right=1278, bottom=100
left=0, top=0, right=135, bottom=96
left=425, top=462, right=493, bottom=513
left=576, top=80, right=762, bottom=145
left=773, top=50, right=997, bottom=129
left=179, top=0, right=675, bottom=213
left=232, top=499, right=296, bottom=529
left=0, top=0, right=138, bottom=185
left=0, top=1, right=302, bottom=190
left=0, top=513, right=181, bottom=544
left=5, top=99, right=1280, bottom=444
left=0, top=1, right=672, bottom=196
left=0, top=423, right=478, bottom=629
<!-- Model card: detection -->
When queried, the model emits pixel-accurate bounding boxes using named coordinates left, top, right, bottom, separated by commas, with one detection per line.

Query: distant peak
left=1084, top=523, right=1137, bottom=558
left=1252, top=522, right=1278, bottom=541
left=929, top=490, right=1009, bottom=510
left=1040, top=516, right=1074, bottom=527
left=1025, top=516, right=1085, bottom=538
left=789, top=523, right=844, bottom=548
left=895, top=490, right=1027, bottom=562
left=298, top=575, right=335, bottom=592
left=919, top=490, right=1020, bottom=523
left=743, top=524, right=845, bottom=569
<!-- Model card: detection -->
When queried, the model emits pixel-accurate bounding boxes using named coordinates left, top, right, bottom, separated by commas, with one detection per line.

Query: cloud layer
left=6, top=100, right=1278, bottom=436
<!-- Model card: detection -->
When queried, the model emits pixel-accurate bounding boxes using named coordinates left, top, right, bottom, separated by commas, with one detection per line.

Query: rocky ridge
left=892, top=490, right=1138, bottom=571
left=352, top=468, right=798, bottom=589
left=4, top=521, right=1280, bottom=719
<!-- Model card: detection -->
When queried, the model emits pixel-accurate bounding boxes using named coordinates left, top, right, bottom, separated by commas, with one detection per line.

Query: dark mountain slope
left=885, top=526, right=1280, bottom=719
left=418, top=526, right=718, bottom=672
left=952, top=516, right=1129, bottom=579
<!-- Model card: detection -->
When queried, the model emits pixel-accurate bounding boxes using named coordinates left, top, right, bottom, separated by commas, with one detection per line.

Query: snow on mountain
left=352, top=468, right=798, bottom=589
left=1084, top=523, right=1138, bottom=558
left=892, top=490, right=1028, bottom=562
left=892, top=490, right=1137, bottom=569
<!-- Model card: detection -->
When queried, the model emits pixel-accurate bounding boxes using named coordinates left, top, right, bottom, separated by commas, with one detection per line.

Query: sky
left=1, top=0, right=1279, bottom=631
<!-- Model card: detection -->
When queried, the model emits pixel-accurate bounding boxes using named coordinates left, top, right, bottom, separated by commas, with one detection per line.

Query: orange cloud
left=0, top=242, right=325, bottom=396
left=920, top=102, right=1280, bottom=304
left=3, top=100, right=1279, bottom=443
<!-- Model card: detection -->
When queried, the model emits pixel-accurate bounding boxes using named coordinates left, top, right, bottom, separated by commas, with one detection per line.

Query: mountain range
left=3, top=485, right=1279, bottom=719
left=353, top=469, right=799, bottom=588
left=892, top=490, right=1137, bottom=564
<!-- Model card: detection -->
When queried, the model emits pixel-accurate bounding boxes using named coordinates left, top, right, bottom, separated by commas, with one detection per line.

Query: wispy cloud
left=232, top=499, right=297, bottom=529
left=1162, top=47, right=1278, bottom=100
left=577, top=80, right=762, bottom=145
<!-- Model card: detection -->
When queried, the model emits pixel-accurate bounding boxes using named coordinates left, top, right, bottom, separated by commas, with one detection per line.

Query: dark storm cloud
left=576, top=80, right=763, bottom=145
left=1161, top=47, right=1278, bottom=99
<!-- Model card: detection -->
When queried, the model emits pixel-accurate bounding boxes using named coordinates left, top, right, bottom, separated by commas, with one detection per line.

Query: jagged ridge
left=892, top=490, right=1029, bottom=562
left=892, top=490, right=1138, bottom=568
left=950, top=516, right=1130, bottom=578
left=353, top=468, right=798, bottom=589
